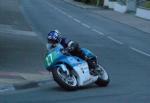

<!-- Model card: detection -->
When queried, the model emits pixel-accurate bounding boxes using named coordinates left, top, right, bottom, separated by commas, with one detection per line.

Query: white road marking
left=0, top=29, right=37, bottom=37
left=130, top=47, right=150, bottom=57
left=107, top=36, right=123, bottom=45
left=92, top=29, right=105, bottom=36
left=47, top=1, right=92, bottom=30
left=67, top=15, right=73, bottom=18
left=81, top=23, right=91, bottom=29
left=73, top=18, right=81, bottom=23
left=0, top=85, right=15, bottom=93
left=61, top=11, right=67, bottom=15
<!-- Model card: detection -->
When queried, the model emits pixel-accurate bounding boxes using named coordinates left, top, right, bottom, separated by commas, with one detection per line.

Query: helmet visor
left=48, top=38, right=57, bottom=44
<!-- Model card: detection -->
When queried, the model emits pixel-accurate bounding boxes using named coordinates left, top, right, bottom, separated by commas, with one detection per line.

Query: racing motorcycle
left=45, top=44, right=109, bottom=90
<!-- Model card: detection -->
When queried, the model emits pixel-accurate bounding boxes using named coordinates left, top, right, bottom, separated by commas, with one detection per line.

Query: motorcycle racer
left=47, top=30, right=99, bottom=75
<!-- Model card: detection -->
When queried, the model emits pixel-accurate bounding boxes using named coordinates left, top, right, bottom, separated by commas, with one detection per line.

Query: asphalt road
left=0, top=0, right=150, bottom=103
left=0, top=0, right=46, bottom=73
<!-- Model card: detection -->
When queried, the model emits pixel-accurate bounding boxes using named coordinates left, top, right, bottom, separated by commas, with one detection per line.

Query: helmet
left=48, top=30, right=61, bottom=44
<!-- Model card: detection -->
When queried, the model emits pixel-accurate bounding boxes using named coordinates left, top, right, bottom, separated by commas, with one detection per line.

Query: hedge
left=144, top=1, right=150, bottom=8
left=74, top=0, right=104, bottom=6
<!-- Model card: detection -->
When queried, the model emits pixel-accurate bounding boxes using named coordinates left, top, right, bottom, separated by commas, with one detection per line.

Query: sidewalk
left=0, top=28, right=51, bottom=93
left=0, top=71, right=52, bottom=93
left=64, top=0, right=150, bottom=34
left=0, top=0, right=51, bottom=93
left=94, top=10, right=150, bottom=34
left=0, top=0, right=31, bottom=31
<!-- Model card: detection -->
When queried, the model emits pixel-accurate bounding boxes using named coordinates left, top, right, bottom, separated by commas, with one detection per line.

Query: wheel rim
left=57, top=67, right=77, bottom=87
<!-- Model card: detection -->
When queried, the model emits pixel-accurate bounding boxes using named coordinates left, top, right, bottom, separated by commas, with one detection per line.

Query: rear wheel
left=52, top=64, right=78, bottom=91
left=95, top=65, right=110, bottom=87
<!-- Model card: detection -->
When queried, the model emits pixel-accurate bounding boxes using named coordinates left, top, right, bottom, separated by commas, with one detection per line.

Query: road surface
left=0, top=0, right=150, bottom=103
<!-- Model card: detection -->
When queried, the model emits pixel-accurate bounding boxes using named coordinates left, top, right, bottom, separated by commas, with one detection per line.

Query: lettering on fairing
left=79, top=63, right=88, bottom=73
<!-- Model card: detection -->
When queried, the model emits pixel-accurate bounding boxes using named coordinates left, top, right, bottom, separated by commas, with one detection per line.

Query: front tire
left=52, top=65, right=78, bottom=91
left=95, top=65, right=110, bottom=87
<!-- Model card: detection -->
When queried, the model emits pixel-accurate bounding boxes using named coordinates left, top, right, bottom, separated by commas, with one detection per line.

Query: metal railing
left=137, top=0, right=146, bottom=6
left=116, top=0, right=150, bottom=7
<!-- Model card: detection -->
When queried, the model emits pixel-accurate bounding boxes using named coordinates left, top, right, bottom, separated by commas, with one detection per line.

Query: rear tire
left=95, top=78, right=110, bottom=87
left=52, top=65, right=78, bottom=91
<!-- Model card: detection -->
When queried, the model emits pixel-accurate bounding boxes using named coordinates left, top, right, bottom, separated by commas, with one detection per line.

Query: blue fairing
left=59, top=55, right=85, bottom=67
left=45, top=44, right=85, bottom=71
left=81, top=48, right=95, bottom=58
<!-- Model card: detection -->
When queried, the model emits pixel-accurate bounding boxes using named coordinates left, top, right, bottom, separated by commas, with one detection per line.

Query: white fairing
left=72, top=61, right=98, bottom=86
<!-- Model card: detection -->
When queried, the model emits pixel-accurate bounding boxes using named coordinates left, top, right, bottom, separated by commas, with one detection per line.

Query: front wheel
left=95, top=65, right=110, bottom=87
left=52, top=64, right=78, bottom=91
